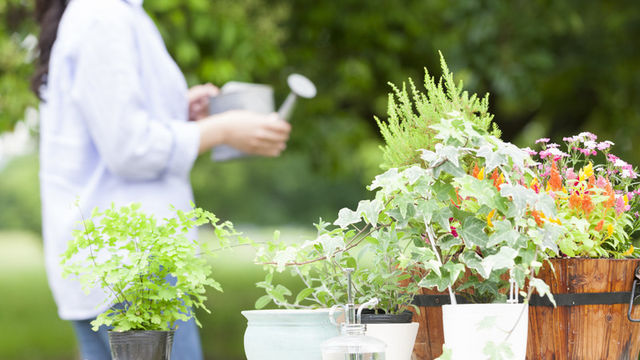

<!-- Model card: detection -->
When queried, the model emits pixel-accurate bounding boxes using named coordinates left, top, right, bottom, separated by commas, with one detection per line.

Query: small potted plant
left=61, top=203, right=239, bottom=360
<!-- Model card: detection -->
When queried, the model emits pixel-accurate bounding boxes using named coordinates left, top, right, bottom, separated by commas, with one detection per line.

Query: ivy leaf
left=334, top=207, right=361, bottom=228
left=498, top=142, right=529, bottom=170
left=433, top=160, right=466, bottom=178
left=487, top=220, right=521, bottom=248
left=530, top=278, right=556, bottom=307
left=500, top=184, right=538, bottom=216
left=458, top=217, right=489, bottom=248
left=461, top=251, right=491, bottom=278
left=369, top=168, right=403, bottom=193
left=435, top=143, right=461, bottom=167
left=481, top=247, right=517, bottom=273
left=443, top=261, right=466, bottom=285
left=430, top=120, right=459, bottom=142
left=432, top=180, right=456, bottom=202
left=438, top=234, right=463, bottom=251
left=356, top=199, right=384, bottom=226
left=402, top=165, right=427, bottom=185
left=534, top=195, right=557, bottom=218
left=477, top=144, right=507, bottom=172
left=456, top=175, right=506, bottom=212
left=419, top=149, right=437, bottom=164
left=415, top=198, right=439, bottom=223
left=432, top=207, right=453, bottom=231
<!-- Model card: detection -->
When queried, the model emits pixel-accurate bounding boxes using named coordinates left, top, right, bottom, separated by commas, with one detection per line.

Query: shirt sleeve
left=69, top=14, right=199, bottom=181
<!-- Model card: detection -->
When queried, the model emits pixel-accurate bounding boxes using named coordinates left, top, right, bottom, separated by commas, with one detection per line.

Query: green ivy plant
left=255, top=57, right=557, bottom=314
left=61, top=203, right=241, bottom=332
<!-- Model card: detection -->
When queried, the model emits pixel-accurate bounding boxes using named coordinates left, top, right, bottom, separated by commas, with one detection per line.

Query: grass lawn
left=0, top=225, right=312, bottom=360
left=0, top=231, right=76, bottom=360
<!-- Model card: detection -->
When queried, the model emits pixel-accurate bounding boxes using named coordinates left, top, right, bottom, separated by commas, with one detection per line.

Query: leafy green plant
left=255, top=57, right=556, bottom=315
left=61, top=203, right=241, bottom=332
left=254, top=218, right=423, bottom=314
left=376, top=52, right=500, bottom=170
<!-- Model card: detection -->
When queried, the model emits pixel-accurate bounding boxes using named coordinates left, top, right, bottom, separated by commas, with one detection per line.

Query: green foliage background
left=2, top=0, right=640, bottom=231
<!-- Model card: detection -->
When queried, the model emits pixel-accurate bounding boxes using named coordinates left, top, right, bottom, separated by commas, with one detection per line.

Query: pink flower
left=547, top=143, right=560, bottom=149
left=563, top=136, right=579, bottom=142
left=597, top=141, right=614, bottom=150
left=622, top=166, right=638, bottom=179
left=615, top=196, right=630, bottom=216
left=584, top=140, right=597, bottom=150
left=566, top=168, right=578, bottom=180
left=450, top=226, right=458, bottom=238
left=523, top=147, right=537, bottom=156
left=578, top=132, right=598, bottom=141
left=607, top=154, right=620, bottom=163
left=595, top=175, right=608, bottom=188
left=536, top=138, right=550, bottom=144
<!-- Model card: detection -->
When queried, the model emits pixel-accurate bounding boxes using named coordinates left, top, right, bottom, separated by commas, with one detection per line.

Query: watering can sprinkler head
left=277, top=73, right=317, bottom=121
left=287, top=73, right=317, bottom=99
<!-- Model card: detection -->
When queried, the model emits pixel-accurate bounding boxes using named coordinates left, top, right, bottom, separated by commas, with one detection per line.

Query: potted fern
left=61, top=203, right=239, bottom=360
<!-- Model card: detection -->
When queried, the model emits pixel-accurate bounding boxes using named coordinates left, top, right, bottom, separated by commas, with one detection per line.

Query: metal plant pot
left=108, top=330, right=174, bottom=360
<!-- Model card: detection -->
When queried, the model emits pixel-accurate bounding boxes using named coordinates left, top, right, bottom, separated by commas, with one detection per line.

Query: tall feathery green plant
left=376, top=52, right=501, bottom=169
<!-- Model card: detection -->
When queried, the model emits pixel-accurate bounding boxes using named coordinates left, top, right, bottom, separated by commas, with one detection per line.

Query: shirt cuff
left=166, top=121, right=200, bottom=178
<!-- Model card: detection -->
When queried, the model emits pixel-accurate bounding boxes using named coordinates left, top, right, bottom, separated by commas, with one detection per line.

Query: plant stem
left=424, top=222, right=456, bottom=305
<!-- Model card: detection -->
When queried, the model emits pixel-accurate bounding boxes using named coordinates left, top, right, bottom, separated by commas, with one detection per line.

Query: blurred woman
left=32, top=0, right=291, bottom=359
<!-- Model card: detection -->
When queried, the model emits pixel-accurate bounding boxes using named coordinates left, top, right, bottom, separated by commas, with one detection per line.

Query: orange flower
left=605, top=183, right=615, bottom=208
left=490, top=169, right=504, bottom=190
left=587, top=176, right=596, bottom=190
left=569, top=191, right=581, bottom=210
left=595, top=219, right=604, bottom=232
left=472, top=164, right=480, bottom=178
left=531, top=210, right=544, bottom=227
left=549, top=161, right=563, bottom=191
left=581, top=194, right=594, bottom=215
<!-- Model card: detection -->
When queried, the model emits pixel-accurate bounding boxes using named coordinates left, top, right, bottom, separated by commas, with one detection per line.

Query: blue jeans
left=71, top=317, right=203, bottom=360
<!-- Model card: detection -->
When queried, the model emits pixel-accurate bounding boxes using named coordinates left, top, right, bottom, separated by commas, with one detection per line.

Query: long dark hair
left=31, top=0, right=67, bottom=99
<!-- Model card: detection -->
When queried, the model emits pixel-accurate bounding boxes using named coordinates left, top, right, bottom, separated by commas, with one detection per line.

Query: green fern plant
left=376, top=52, right=501, bottom=169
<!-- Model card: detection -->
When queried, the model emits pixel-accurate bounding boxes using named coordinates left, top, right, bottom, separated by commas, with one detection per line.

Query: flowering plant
left=529, top=133, right=640, bottom=258
left=254, top=57, right=558, bottom=313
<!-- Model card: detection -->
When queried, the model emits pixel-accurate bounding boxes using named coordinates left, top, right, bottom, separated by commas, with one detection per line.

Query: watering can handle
left=329, top=304, right=346, bottom=326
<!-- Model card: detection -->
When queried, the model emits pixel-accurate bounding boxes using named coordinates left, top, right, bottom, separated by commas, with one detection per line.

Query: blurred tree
left=1, top=0, right=640, bottom=230
left=0, top=0, right=37, bottom=132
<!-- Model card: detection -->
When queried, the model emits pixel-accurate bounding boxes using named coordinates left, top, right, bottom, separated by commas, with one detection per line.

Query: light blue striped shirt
left=40, top=0, right=200, bottom=320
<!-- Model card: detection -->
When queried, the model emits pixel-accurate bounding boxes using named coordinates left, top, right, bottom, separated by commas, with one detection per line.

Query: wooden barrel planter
left=410, top=258, right=640, bottom=360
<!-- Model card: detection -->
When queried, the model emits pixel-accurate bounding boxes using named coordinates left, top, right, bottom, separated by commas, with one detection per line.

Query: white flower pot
left=442, top=303, right=528, bottom=360
left=242, top=309, right=339, bottom=360
left=365, top=322, right=420, bottom=360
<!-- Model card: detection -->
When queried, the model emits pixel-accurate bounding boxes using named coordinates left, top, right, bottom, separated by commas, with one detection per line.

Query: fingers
left=188, top=83, right=219, bottom=101
left=188, top=83, right=221, bottom=120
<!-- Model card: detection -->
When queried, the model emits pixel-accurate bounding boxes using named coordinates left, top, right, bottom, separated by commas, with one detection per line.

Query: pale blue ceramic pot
left=242, top=309, right=339, bottom=360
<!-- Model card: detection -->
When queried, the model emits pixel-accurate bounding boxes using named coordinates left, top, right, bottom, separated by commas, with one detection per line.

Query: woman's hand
left=197, top=110, right=291, bottom=157
left=187, top=83, right=219, bottom=121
